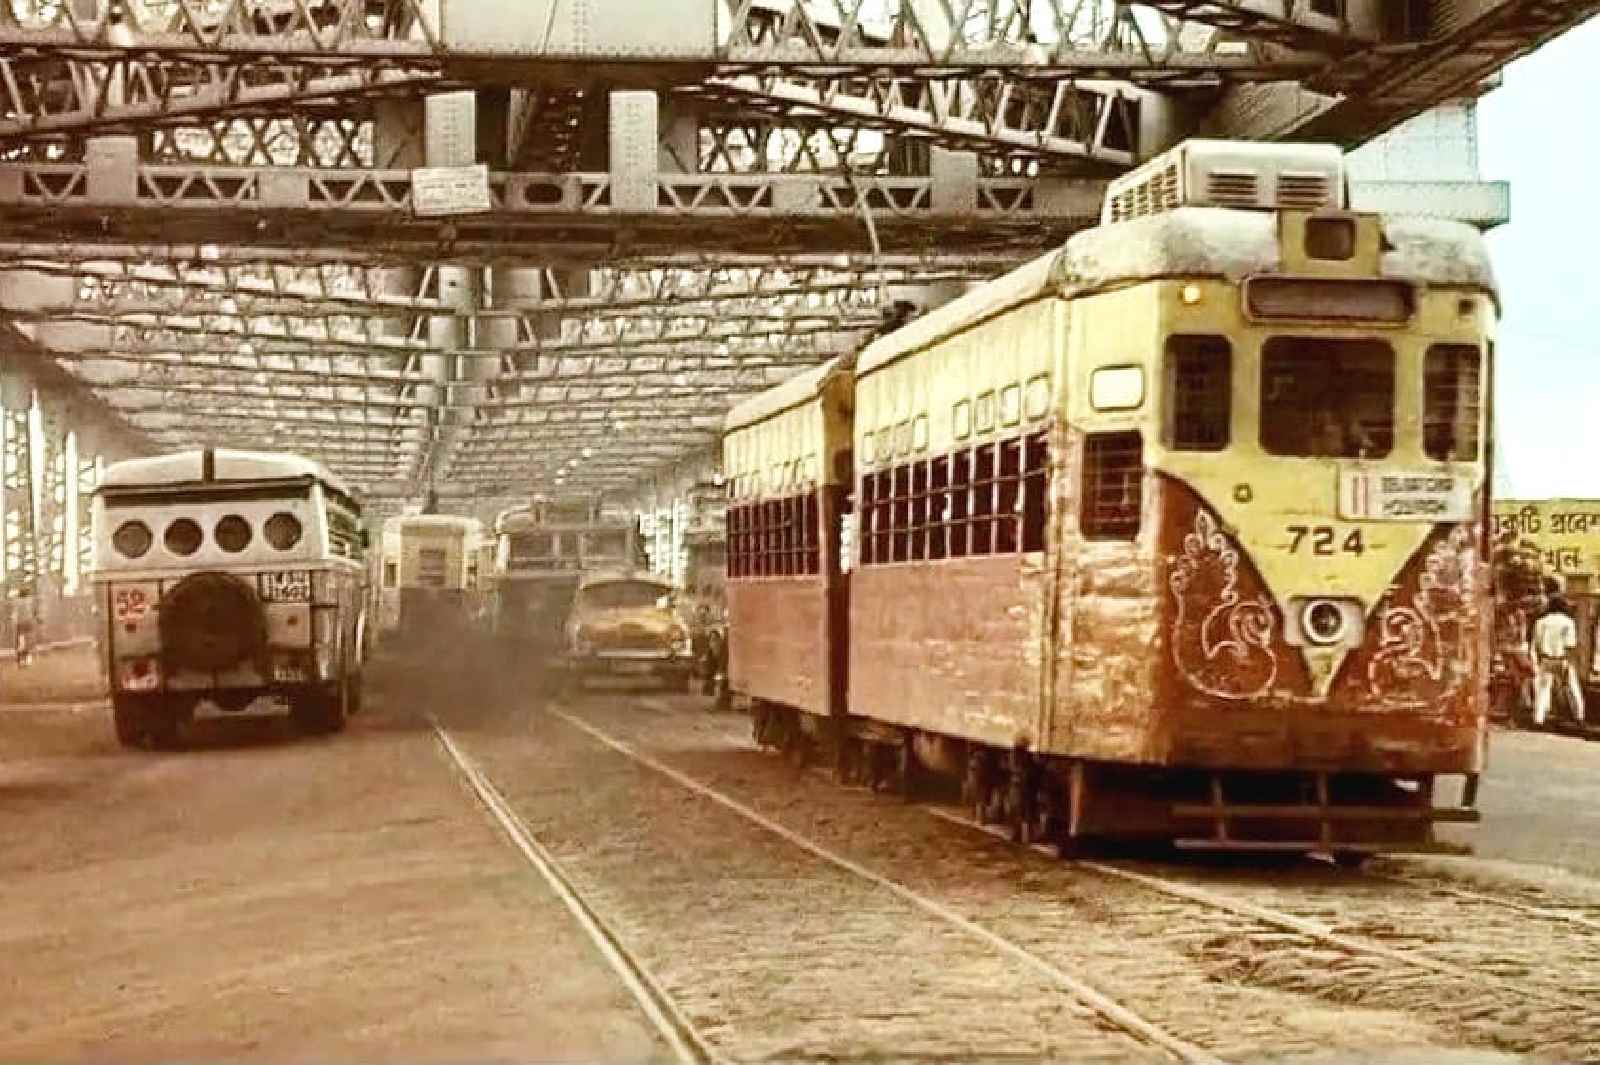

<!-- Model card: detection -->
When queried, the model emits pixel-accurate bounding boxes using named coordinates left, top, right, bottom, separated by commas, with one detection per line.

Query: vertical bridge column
left=1, top=368, right=37, bottom=650
left=34, top=403, right=67, bottom=637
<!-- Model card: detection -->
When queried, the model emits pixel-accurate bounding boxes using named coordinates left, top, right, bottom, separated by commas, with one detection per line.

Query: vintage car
left=561, top=571, right=695, bottom=691
left=91, top=448, right=368, bottom=747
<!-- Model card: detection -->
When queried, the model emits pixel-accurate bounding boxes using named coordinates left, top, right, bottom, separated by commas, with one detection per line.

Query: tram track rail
left=544, top=705, right=1223, bottom=1065
left=547, top=692, right=1600, bottom=1058
left=932, top=808, right=1600, bottom=1011
left=430, top=720, right=720, bottom=1065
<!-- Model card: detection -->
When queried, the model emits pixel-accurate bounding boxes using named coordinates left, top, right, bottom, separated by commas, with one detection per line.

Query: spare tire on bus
left=159, top=571, right=268, bottom=673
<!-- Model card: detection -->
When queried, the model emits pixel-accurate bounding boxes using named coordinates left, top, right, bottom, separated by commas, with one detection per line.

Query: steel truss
left=0, top=0, right=1588, bottom=510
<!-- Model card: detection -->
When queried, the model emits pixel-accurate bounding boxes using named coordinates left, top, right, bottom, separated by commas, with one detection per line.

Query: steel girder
left=0, top=0, right=1322, bottom=77
left=0, top=161, right=1102, bottom=255
left=2, top=259, right=982, bottom=317
left=1207, top=0, right=1600, bottom=145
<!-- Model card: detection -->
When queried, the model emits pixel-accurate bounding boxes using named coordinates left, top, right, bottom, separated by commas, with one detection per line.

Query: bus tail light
left=117, top=656, right=161, bottom=692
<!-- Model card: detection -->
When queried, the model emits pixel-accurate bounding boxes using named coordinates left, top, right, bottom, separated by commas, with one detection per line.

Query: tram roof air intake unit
left=1101, top=139, right=1345, bottom=225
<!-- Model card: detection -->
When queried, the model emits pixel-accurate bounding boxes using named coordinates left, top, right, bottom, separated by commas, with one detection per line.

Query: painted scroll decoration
left=1367, top=525, right=1477, bottom=701
left=1168, top=508, right=1278, bottom=700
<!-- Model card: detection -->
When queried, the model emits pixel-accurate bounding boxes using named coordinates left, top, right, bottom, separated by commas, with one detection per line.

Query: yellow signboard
left=1493, top=499, right=1600, bottom=576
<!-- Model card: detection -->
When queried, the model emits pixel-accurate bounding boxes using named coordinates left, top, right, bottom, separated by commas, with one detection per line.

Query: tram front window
left=1259, top=337, right=1394, bottom=459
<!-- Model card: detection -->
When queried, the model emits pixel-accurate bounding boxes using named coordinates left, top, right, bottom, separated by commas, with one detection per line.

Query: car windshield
left=579, top=580, right=669, bottom=610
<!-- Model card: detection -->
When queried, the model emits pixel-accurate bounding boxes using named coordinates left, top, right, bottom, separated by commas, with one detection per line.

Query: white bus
left=376, top=514, right=488, bottom=643
left=91, top=449, right=368, bottom=747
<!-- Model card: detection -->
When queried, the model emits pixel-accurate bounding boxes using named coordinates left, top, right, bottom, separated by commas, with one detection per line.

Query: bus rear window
left=1260, top=337, right=1394, bottom=459
left=418, top=548, right=448, bottom=587
left=1424, top=343, right=1482, bottom=462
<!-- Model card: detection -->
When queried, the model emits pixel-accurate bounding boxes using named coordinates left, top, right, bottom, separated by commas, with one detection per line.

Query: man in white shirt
left=1532, top=597, right=1585, bottom=727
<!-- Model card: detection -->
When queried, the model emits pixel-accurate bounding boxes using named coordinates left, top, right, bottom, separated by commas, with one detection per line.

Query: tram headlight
left=113, top=520, right=153, bottom=560
left=1301, top=599, right=1349, bottom=647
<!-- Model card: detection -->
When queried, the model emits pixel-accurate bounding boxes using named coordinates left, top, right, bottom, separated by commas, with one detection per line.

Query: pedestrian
left=1532, top=595, right=1586, bottom=727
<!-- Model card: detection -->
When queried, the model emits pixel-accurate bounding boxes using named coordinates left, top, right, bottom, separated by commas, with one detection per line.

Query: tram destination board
left=1340, top=469, right=1474, bottom=521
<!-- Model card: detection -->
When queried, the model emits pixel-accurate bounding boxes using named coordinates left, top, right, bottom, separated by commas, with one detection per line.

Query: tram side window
left=1081, top=431, right=1143, bottom=540
left=1424, top=343, right=1482, bottom=462
left=1022, top=431, right=1048, bottom=552
left=1165, top=335, right=1231, bottom=451
left=1260, top=337, right=1394, bottom=459
left=384, top=562, right=398, bottom=588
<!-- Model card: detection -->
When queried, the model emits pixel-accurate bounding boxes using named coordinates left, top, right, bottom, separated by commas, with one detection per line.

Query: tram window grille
left=1081, top=431, right=1144, bottom=540
left=763, top=499, right=776, bottom=577
left=997, top=438, right=1023, bottom=554
left=911, top=460, right=931, bottom=561
left=743, top=503, right=755, bottom=577
left=788, top=496, right=800, bottom=576
left=929, top=456, right=950, bottom=560
left=949, top=450, right=972, bottom=558
left=803, top=494, right=820, bottom=573
left=755, top=500, right=770, bottom=577
left=742, top=504, right=756, bottom=578
left=858, top=434, right=1047, bottom=565
left=1022, top=432, right=1049, bottom=552
left=1424, top=343, right=1482, bottom=461
left=1167, top=335, right=1232, bottom=451
left=776, top=497, right=791, bottom=576
left=874, top=471, right=893, bottom=565
left=891, top=463, right=912, bottom=563
left=971, top=443, right=997, bottom=555
left=862, top=473, right=876, bottom=566
left=771, top=499, right=787, bottom=576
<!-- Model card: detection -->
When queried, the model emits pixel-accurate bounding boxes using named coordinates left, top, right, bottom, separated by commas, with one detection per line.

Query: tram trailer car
left=91, top=449, right=368, bottom=746
left=377, top=514, right=484, bottom=643
left=725, top=139, right=1496, bottom=859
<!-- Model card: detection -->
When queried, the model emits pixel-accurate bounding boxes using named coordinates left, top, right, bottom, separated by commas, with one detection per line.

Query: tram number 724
left=1285, top=525, right=1366, bottom=557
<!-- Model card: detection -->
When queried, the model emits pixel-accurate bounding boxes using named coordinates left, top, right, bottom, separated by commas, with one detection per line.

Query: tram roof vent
left=1102, top=139, right=1345, bottom=224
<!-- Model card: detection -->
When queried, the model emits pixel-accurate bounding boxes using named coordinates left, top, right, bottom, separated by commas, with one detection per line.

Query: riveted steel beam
left=0, top=162, right=1102, bottom=256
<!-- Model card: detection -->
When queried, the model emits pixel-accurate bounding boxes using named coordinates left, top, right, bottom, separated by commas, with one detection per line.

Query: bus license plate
left=262, top=571, right=312, bottom=603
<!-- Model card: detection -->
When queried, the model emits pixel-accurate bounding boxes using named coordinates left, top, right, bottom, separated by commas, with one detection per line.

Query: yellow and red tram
left=724, top=139, right=1497, bottom=859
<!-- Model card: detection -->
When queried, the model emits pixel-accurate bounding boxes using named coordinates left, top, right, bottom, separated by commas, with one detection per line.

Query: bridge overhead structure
left=0, top=0, right=1591, bottom=617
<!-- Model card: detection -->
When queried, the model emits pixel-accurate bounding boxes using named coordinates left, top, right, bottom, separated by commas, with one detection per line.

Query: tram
left=724, top=139, right=1497, bottom=859
left=376, top=514, right=487, bottom=643
left=91, top=448, right=368, bottom=745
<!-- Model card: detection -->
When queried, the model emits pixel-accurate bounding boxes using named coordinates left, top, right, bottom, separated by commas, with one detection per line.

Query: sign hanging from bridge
left=411, top=164, right=492, bottom=218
